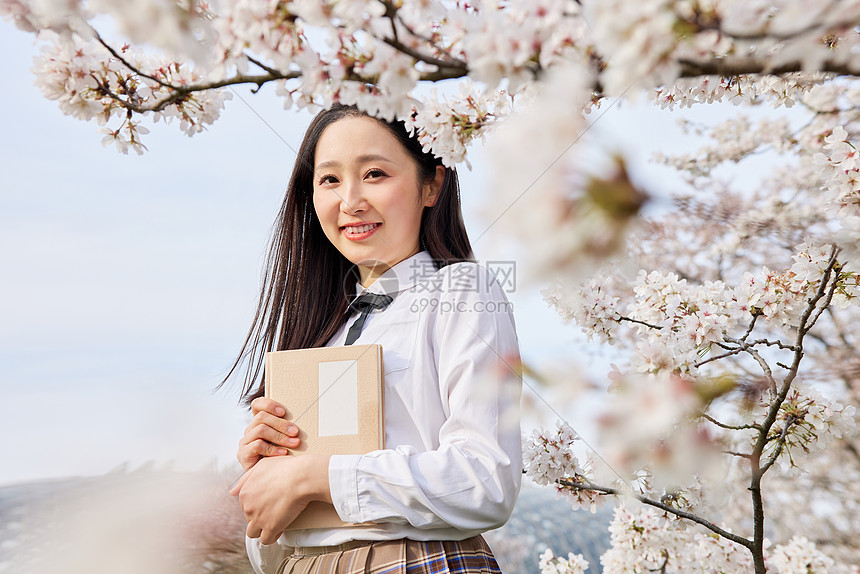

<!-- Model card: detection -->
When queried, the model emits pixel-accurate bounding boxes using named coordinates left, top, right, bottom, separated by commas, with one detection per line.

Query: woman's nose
left=340, top=180, right=369, bottom=214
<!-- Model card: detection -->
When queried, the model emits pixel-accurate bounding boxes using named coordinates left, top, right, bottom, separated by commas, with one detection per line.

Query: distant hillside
left=0, top=470, right=610, bottom=574
left=486, top=485, right=612, bottom=573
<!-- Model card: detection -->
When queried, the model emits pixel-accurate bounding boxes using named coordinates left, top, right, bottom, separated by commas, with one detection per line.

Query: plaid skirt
left=277, top=536, right=502, bottom=574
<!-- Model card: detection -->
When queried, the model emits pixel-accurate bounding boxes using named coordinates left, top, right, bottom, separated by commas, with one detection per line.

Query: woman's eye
left=365, top=169, right=386, bottom=179
left=318, top=174, right=338, bottom=185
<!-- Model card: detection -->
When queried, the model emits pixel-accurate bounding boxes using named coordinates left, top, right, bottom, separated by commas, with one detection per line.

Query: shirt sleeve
left=328, top=264, right=523, bottom=531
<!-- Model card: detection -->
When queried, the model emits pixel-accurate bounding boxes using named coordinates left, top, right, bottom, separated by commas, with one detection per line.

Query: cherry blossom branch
left=719, top=10, right=857, bottom=42
left=694, top=346, right=744, bottom=367
left=745, top=244, right=840, bottom=574
left=82, top=15, right=860, bottom=128
left=701, top=413, right=761, bottom=432
left=557, top=478, right=753, bottom=549
left=93, top=17, right=465, bottom=116
left=378, top=1, right=468, bottom=74
left=760, top=417, right=798, bottom=474
left=91, top=31, right=303, bottom=113
left=96, top=69, right=302, bottom=113
left=725, top=337, right=797, bottom=351
left=694, top=337, right=796, bottom=368
left=723, top=449, right=753, bottom=459
left=649, top=550, right=669, bottom=573
left=678, top=57, right=859, bottom=78
left=244, top=53, right=282, bottom=76
left=743, top=348, right=777, bottom=393
left=389, top=8, right=462, bottom=64
left=618, top=315, right=663, bottom=330
left=802, top=264, right=842, bottom=337
left=739, top=312, right=760, bottom=342
left=380, top=35, right=468, bottom=76
left=380, top=0, right=399, bottom=41
left=93, top=32, right=176, bottom=90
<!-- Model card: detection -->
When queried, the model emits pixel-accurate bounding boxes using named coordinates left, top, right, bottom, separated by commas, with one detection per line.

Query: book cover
left=264, top=343, right=384, bottom=530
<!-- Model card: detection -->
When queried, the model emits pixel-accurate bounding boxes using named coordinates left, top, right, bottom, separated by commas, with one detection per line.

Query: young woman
left=226, top=104, right=522, bottom=574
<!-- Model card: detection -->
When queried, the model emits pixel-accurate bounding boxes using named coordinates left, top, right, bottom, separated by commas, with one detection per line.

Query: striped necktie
left=344, top=292, right=394, bottom=345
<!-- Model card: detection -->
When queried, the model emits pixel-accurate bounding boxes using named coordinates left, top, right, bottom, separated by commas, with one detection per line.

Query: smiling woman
left=221, top=103, right=523, bottom=574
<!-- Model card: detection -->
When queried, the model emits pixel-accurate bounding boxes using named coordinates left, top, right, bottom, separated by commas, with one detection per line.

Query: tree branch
left=649, top=550, right=669, bottom=573
left=380, top=35, right=469, bottom=73
left=678, top=57, right=859, bottom=78
left=619, top=315, right=664, bottom=330
left=557, top=479, right=753, bottom=549
left=702, top=413, right=761, bottom=432
left=93, top=14, right=467, bottom=116
left=802, top=262, right=842, bottom=337
left=694, top=336, right=795, bottom=368
left=752, top=248, right=838, bottom=438
left=377, top=0, right=468, bottom=74
left=760, top=418, right=796, bottom=474
left=723, top=449, right=753, bottom=459
left=111, top=70, right=302, bottom=113
left=94, top=32, right=176, bottom=90
left=724, top=336, right=798, bottom=351
left=744, top=347, right=777, bottom=393
left=244, top=53, right=281, bottom=76
left=740, top=312, right=760, bottom=342
left=695, top=345, right=744, bottom=367
left=92, top=29, right=305, bottom=113
left=745, top=244, right=840, bottom=574
left=720, top=17, right=846, bottom=42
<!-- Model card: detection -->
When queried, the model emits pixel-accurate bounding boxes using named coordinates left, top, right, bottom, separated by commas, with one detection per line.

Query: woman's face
left=312, top=116, right=442, bottom=287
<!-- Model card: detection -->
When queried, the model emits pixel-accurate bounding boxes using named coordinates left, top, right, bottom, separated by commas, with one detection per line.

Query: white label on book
left=318, top=360, right=359, bottom=436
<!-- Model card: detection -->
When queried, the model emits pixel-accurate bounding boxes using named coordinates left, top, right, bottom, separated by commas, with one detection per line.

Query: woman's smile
left=341, top=222, right=382, bottom=240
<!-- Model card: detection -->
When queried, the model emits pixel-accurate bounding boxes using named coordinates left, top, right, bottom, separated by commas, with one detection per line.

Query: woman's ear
left=424, top=165, right=446, bottom=207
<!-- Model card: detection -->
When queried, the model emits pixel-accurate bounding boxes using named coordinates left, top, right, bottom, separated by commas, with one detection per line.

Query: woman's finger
left=248, top=438, right=289, bottom=457
left=229, top=469, right=251, bottom=497
left=243, top=411, right=300, bottom=440
left=250, top=396, right=287, bottom=418
left=242, top=422, right=301, bottom=450
left=246, top=523, right=263, bottom=539
left=260, top=529, right=282, bottom=546
left=237, top=440, right=289, bottom=471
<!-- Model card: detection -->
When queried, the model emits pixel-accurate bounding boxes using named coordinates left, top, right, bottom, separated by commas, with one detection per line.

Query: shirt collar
left=353, top=250, right=438, bottom=298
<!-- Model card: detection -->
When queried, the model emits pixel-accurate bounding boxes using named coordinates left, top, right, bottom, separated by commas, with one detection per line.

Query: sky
left=0, top=18, right=757, bottom=487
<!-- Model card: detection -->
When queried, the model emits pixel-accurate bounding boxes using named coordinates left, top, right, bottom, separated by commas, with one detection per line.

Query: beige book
left=264, top=343, right=385, bottom=530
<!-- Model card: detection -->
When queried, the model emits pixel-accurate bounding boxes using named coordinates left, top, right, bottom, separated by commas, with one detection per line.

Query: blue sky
left=0, top=19, right=736, bottom=486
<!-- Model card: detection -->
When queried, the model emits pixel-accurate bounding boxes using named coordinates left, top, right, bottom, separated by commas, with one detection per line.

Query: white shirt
left=246, top=250, right=522, bottom=573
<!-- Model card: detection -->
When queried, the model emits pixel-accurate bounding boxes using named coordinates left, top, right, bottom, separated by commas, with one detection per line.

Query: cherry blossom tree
left=4, top=1, right=858, bottom=572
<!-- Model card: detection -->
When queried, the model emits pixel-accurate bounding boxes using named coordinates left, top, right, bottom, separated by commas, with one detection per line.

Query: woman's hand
left=237, top=397, right=302, bottom=472
left=229, top=453, right=333, bottom=545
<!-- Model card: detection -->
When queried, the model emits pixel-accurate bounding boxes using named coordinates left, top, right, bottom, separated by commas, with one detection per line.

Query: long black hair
left=220, top=104, right=474, bottom=406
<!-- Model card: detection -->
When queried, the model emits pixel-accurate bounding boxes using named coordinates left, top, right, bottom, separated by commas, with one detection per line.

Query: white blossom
left=771, top=536, right=836, bottom=574
left=546, top=275, right=622, bottom=344
left=522, top=422, right=583, bottom=487
left=539, top=548, right=589, bottom=574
